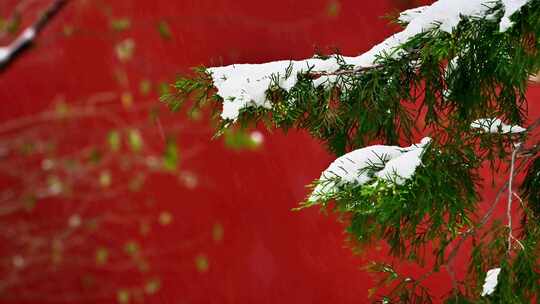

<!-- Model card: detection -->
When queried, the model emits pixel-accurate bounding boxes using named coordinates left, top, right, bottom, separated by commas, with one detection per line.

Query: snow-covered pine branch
left=471, top=118, right=526, bottom=134
left=207, top=0, right=532, bottom=121
left=165, top=0, right=540, bottom=301
left=308, top=137, right=431, bottom=202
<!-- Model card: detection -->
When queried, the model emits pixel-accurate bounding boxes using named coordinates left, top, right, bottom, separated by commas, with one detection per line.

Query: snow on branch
left=207, top=0, right=531, bottom=121
left=470, top=118, right=526, bottom=134
left=308, top=137, right=431, bottom=202
left=0, top=0, right=68, bottom=71
left=481, top=267, right=501, bottom=296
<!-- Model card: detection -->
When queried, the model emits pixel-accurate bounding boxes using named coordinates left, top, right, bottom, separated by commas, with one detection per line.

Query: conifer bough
left=164, top=0, right=540, bottom=302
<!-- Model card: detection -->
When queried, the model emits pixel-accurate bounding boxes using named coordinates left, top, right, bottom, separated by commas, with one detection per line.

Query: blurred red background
left=1, top=0, right=539, bottom=303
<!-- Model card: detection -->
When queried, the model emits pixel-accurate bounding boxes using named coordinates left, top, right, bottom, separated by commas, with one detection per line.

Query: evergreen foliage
left=163, top=1, right=540, bottom=302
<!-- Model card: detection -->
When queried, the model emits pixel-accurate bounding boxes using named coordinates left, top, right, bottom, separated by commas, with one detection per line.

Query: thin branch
left=530, top=71, right=540, bottom=84
left=445, top=263, right=459, bottom=297
left=444, top=138, right=538, bottom=265
left=506, top=143, right=520, bottom=254
left=0, top=0, right=68, bottom=71
left=446, top=178, right=509, bottom=265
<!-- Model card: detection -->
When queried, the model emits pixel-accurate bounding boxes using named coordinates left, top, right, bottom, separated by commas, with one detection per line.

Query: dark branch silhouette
left=0, top=0, right=68, bottom=72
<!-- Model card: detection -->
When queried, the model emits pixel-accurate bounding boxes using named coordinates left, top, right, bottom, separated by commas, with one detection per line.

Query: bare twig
left=446, top=179, right=509, bottom=265
left=445, top=142, right=535, bottom=265
left=442, top=123, right=540, bottom=291
left=507, top=143, right=522, bottom=254
left=445, top=262, right=459, bottom=297
left=530, top=71, right=540, bottom=83
left=0, top=0, right=68, bottom=71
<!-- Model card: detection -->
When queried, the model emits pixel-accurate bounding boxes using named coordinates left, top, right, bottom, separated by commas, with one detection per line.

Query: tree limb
left=0, top=0, right=68, bottom=72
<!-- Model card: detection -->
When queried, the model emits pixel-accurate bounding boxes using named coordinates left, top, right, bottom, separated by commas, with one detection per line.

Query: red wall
left=1, top=0, right=539, bottom=303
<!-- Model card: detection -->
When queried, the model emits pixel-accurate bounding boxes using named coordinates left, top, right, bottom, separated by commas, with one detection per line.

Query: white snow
left=209, top=58, right=343, bottom=120
left=308, top=137, right=431, bottom=202
left=0, top=28, right=37, bottom=64
left=471, top=118, right=526, bottom=134
left=500, top=0, right=530, bottom=31
left=481, top=267, right=501, bottom=296
left=0, top=47, right=9, bottom=63
left=398, top=6, right=430, bottom=24
left=21, top=28, right=36, bottom=41
left=208, top=0, right=530, bottom=120
left=375, top=144, right=426, bottom=185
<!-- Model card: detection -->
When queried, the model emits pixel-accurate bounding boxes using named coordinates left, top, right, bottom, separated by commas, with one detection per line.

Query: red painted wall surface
left=1, top=0, right=539, bottom=303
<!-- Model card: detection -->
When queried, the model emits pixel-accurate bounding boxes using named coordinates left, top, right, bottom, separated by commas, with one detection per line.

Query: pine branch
left=164, top=0, right=540, bottom=301
left=0, top=0, right=68, bottom=72
left=445, top=117, right=540, bottom=269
